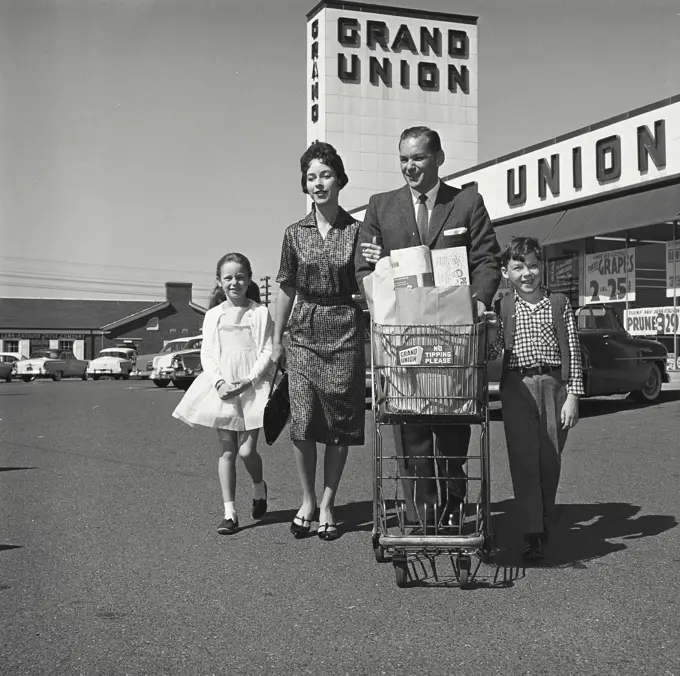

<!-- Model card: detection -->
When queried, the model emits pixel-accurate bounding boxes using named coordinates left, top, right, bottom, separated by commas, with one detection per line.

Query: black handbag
left=263, top=365, right=290, bottom=446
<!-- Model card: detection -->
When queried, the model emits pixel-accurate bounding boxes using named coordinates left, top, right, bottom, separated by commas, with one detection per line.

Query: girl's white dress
left=172, top=299, right=275, bottom=432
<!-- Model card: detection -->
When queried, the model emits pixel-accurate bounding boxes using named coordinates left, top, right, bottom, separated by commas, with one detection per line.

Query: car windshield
left=161, top=340, right=190, bottom=353
left=184, top=338, right=202, bottom=350
left=576, top=307, right=619, bottom=331
left=30, top=350, right=60, bottom=359
left=99, top=351, right=130, bottom=359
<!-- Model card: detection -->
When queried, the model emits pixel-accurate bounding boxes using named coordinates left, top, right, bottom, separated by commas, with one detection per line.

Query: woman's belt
left=297, top=294, right=356, bottom=306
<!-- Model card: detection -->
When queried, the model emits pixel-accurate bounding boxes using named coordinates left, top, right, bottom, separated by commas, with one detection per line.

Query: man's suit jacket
left=354, top=182, right=501, bottom=309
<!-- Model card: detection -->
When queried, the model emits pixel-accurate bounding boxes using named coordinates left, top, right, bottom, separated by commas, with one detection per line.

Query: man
left=355, top=126, right=501, bottom=530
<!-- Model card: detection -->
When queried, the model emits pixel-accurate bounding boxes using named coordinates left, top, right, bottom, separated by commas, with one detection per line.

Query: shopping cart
left=370, top=320, right=493, bottom=588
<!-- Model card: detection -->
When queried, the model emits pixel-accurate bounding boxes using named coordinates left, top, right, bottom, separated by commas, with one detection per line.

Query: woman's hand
left=561, top=393, right=579, bottom=430
left=360, top=237, right=383, bottom=266
left=218, top=379, right=252, bottom=400
left=271, top=342, right=286, bottom=369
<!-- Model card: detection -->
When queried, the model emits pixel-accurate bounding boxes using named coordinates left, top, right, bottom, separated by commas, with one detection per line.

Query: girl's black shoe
left=217, top=517, right=239, bottom=535
left=252, top=482, right=268, bottom=519
left=290, top=514, right=314, bottom=538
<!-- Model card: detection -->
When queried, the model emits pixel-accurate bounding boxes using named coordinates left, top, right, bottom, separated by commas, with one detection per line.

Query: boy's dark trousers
left=500, top=370, right=569, bottom=535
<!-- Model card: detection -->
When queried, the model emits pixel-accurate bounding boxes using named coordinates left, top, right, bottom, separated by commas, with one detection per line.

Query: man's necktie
left=416, top=193, right=429, bottom=244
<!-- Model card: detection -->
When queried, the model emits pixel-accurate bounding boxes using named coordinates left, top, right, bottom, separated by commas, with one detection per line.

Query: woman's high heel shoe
left=290, top=508, right=317, bottom=538
left=290, top=515, right=313, bottom=538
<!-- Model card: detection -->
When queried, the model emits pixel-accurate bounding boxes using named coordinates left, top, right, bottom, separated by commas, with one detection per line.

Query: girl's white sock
left=224, top=501, right=237, bottom=520
left=253, top=481, right=266, bottom=500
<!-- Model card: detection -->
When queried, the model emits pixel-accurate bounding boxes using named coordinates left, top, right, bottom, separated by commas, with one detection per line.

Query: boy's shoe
left=522, top=534, right=544, bottom=561
left=217, top=517, right=239, bottom=535
left=252, top=482, right=268, bottom=519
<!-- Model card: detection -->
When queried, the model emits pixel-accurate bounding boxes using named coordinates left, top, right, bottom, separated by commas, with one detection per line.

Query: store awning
left=494, top=209, right=566, bottom=247
left=494, top=181, right=680, bottom=246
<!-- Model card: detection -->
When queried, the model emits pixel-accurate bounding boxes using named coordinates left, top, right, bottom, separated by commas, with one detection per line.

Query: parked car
left=87, top=347, right=136, bottom=380
left=149, top=336, right=202, bottom=388
left=0, top=352, right=25, bottom=380
left=170, top=340, right=203, bottom=391
left=132, top=336, right=198, bottom=380
left=487, top=305, right=670, bottom=403
left=16, top=350, right=89, bottom=382
left=0, top=361, right=14, bottom=382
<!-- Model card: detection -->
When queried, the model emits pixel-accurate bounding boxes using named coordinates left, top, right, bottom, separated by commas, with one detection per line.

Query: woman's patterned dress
left=276, top=208, right=365, bottom=446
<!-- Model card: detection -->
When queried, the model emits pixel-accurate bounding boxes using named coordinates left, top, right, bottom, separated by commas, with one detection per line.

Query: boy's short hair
left=500, top=236, right=544, bottom=267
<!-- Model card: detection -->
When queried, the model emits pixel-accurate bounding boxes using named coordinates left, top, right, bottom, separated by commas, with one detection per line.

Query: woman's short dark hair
left=300, top=141, right=349, bottom=194
left=399, top=126, right=442, bottom=153
left=208, top=252, right=260, bottom=308
left=500, top=236, right=544, bottom=267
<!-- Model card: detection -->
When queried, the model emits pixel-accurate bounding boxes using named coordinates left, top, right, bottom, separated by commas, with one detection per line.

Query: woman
left=272, top=141, right=365, bottom=541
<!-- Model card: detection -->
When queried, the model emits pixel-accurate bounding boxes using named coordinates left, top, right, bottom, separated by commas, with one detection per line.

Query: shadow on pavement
left=0, top=544, right=22, bottom=552
left=489, top=391, right=680, bottom=422
left=490, top=499, right=678, bottom=569
left=0, top=467, right=36, bottom=472
left=239, top=501, right=376, bottom=538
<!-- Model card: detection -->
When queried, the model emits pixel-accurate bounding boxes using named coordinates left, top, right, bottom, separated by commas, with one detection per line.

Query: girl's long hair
left=208, top=252, right=260, bottom=309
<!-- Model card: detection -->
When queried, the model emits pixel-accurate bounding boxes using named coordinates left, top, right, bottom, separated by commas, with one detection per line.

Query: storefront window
left=59, top=340, right=74, bottom=352
left=546, top=221, right=678, bottom=371
left=4, top=339, right=19, bottom=353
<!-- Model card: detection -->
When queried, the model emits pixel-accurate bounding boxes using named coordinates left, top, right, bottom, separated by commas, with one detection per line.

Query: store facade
left=442, top=96, right=680, bottom=369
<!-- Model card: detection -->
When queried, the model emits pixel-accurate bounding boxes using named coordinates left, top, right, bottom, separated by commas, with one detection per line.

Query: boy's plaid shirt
left=488, top=289, right=585, bottom=396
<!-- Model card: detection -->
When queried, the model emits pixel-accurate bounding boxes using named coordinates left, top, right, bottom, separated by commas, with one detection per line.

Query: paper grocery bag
left=362, top=258, right=397, bottom=325
left=395, top=285, right=475, bottom=326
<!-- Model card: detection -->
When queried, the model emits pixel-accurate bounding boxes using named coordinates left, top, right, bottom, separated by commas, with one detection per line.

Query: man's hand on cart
left=360, top=236, right=383, bottom=266
left=482, top=309, right=500, bottom=343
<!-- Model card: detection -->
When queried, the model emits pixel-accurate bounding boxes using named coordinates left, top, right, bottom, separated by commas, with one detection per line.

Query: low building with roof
left=0, top=282, right=206, bottom=360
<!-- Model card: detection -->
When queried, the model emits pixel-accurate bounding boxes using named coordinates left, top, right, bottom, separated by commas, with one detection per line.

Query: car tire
left=92, top=375, right=101, bottom=381
left=175, top=381, right=191, bottom=391
left=630, top=364, right=663, bottom=403
left=153, top=379, right=169, bottom=388
left=5, top=374, right=12, bottom=383
left=52, top=371, right=63, bottom=382
left=21, top=375, right=34, bottom=383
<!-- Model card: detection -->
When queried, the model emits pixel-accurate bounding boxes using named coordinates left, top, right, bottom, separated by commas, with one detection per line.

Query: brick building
left=0, top=282, right=206, bottom=360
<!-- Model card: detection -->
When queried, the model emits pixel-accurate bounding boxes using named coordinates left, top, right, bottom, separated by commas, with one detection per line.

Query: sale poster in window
left=667, top=241, right=680, bottom=298
left=624, top=306, right=680, bottom=336
left=585, top=248, right=636, bottom=304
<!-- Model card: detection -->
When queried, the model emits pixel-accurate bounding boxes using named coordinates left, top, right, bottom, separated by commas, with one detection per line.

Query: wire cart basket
left=370, top=320, right=493, bottom=588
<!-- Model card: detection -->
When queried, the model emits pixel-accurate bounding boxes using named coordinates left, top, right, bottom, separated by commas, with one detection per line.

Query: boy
left=487, top=237, right=583, bottom=560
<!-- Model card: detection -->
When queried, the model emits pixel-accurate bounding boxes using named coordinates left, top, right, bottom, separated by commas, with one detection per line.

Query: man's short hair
left=500, top=236, right=544, bottom=267
left=399, top=126, right=442, bottom=153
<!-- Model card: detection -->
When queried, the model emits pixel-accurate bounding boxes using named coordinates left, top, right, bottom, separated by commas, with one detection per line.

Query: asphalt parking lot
left=1, top=378, right=679, bottom=675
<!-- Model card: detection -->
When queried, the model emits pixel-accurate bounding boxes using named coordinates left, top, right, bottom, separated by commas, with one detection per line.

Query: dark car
left=488, top=305, right=669, bottom=403
left=170, top=340, right=203, bottom=391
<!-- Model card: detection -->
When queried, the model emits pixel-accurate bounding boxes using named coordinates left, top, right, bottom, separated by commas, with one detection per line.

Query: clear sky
left=1, top=0, right=679, bottom=304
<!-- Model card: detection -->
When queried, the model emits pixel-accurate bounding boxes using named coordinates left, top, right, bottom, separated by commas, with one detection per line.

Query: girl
left=173, top=253, right=275, bottom=535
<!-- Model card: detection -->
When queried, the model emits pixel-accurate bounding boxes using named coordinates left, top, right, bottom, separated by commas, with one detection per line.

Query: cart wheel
left=457, top=556, right=471, bottom=589
left=394, top=559, right=409, bottom=588
left=372, top=535, right=388, bottom=563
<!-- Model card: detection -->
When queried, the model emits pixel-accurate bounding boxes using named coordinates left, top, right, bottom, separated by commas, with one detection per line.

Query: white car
left=87, top=347, right=136, bottom=381
left=0, top=352, right=25, bottom=378
left=16, top=350, right=88, bottom=382
left=150, top=336, right=202, bottom=388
